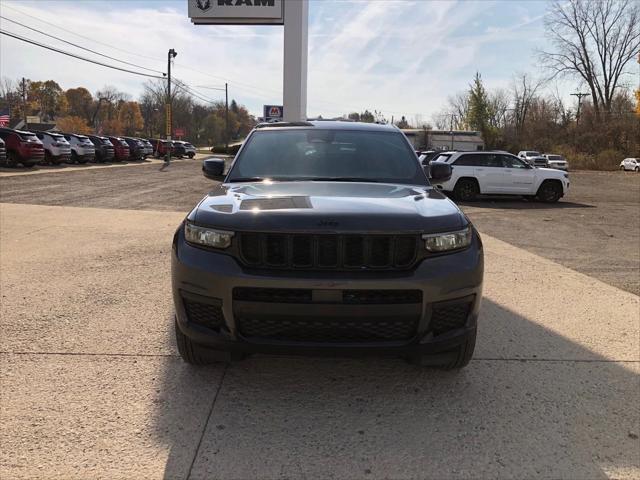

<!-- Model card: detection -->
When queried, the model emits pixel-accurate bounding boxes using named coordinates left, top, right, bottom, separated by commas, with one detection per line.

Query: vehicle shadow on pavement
left=155, top=300, right=638, bottom=480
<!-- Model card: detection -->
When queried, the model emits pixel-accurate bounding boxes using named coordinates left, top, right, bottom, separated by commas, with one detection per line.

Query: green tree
left=360, top=110, right=374, bottom=123
left=466, top=73, right=499, bottom=148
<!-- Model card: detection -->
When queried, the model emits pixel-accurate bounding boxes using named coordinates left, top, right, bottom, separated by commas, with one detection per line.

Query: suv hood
left=192, top=181, right=466, bottom=233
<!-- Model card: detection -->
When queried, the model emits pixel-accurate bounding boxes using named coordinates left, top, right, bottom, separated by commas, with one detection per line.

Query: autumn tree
left=118, top=101, right=144, bottom=136
left=28, top=80, right=67, bottom=119
left=541, top=0, right=640, bottom=117
left=65, top=87, right=94, bottom=123
left=56, top=116, right=91, bottom=134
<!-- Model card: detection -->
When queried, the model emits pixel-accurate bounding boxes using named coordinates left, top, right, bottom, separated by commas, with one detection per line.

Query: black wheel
left=620, top=165, right=625, bottom=171
left=188, top=152, right=195, bottom=159
left=22, top=161, right=36, bottom=169
left=69, top=152, right=78, bottom=164
left=443, top=329, right=476, bottom=370
left=635, top=166, right=639, bottom=172
left=175, top=319, right=241, bottom=365
left=453, top=178, right=479, bottom=201
left=536, top=180, right=562, bottom=203
left=407, top=328, right=476, bottom=370
left=6, top=151, right=18, bottom=167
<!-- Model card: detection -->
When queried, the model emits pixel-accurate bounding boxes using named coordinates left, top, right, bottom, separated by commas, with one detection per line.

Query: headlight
left=422, top=226, right=472, bottom=252
left=185, top=222, right=234, bottom=249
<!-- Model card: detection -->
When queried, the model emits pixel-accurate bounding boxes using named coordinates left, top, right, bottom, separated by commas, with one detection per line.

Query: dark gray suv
left=172, top=121, right=483, bottom=369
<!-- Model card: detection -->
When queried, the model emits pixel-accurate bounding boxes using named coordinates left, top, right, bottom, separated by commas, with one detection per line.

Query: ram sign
left=189, top=0, right=284, bottom=25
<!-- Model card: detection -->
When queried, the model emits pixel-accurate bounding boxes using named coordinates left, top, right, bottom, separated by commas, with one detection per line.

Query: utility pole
left=225, top=82, right=229, bottom=153
left=450, top=113, right=456, bottom=150
left=21, top=77, right=27, bottom=129
left=166, top=48, right=177, bottom=164
left=571, top=92, right=589, bottom=125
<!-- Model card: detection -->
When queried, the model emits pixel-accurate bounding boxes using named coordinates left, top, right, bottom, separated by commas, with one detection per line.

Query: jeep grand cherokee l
left=172, top=121, right=483, bottom=369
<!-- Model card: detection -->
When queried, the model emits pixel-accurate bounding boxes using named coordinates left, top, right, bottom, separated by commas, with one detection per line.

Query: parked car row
left=0, top=127, right=197, bottom=168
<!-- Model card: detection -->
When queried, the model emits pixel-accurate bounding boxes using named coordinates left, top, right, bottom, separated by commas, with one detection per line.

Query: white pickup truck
left=429, top=151, right=570, bottom=202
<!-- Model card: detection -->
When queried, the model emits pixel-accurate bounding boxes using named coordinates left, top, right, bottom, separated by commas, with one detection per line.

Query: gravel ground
left=1, top=162, right=638, bottom=294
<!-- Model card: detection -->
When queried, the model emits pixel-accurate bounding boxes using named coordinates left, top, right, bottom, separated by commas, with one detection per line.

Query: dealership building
left=401, top=128, right=484, bottom=151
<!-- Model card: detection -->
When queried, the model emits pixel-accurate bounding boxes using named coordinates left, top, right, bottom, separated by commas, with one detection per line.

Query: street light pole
left=166, top=48, right=177, bottom=164
left=225, top=82, right=229, bottom=153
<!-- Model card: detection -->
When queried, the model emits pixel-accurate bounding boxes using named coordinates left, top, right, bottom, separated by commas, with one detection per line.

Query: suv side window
left=453, top=154, right=480, bottom=166
left=477, top=153, right=502, bottom=167
left=36, top=133, right=43, bottom=140
left=501, top=154, right=529, bottom=169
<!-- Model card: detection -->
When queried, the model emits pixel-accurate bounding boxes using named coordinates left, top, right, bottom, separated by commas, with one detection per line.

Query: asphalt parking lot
left=1, top=160, right=639, bottom=479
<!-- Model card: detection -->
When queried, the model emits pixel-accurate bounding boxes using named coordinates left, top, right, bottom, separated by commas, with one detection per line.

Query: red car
left=0, top=127, right=45, bottom=168
left=149, top=138, right=173, bottom=158
left=107, top=136, right=130, bottom=162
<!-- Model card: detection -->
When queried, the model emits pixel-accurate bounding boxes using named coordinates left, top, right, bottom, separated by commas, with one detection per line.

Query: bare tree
left=541, top=0, right=640, bottom=116
left=512, top=73, right=544, bottom=132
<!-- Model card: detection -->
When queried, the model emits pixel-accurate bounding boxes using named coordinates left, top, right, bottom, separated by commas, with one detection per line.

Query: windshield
left=527, top=151, right=541, bottom=156
left=227, top=129, right=426, bottom=185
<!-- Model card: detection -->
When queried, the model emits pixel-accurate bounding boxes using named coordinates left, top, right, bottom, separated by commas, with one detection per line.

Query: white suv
left=543, top=154, right=569, bottom=171
left=34, top=131, right=71, bottom=165
left=620, top=158, right=639, bottom=172
left=63, top=133, right=96, bottom=164
left=431, top=151, right=569, bottom=202
left=517, top=150, right=542, bottom=166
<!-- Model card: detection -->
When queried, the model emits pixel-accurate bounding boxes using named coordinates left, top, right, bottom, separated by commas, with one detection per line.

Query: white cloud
left=0, top=0, right=552, bottom=120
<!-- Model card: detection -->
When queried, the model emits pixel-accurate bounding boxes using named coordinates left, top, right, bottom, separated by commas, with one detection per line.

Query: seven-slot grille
left=238, top=233, right=418, bottom=270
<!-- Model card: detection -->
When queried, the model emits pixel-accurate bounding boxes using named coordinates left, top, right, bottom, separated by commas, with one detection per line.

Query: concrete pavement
left=1, top=202, right=638, bottom=479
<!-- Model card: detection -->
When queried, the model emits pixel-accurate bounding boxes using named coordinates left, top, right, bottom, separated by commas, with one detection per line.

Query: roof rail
left=255, top=121, right=314, bottom=128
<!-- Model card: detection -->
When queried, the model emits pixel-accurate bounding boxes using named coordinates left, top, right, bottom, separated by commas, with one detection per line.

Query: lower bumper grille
left=237, top=316, right=417, bottom=343
left=184, top=298, right=225, bottom=331
left=430, top=299, right=472, bottom=335
left=233, top=287, right=422, bottom=305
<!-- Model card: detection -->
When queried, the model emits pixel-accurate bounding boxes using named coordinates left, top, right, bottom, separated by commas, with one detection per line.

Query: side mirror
left=429, top=162, right=452, bottom=182
left=202, top=158, right=226, bottom=180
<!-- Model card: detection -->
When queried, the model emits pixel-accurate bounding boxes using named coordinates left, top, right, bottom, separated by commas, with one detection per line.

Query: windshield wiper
left=309, top=177, right=380, bottom=183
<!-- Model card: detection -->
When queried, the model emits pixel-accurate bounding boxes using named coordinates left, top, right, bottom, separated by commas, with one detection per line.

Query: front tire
left=453, top=178, right=480, bottom=202
left=408, top=329, right=477, bottom=370
left=620, top=165, right=625, bottom=171
left=635, top=166, right=639, bottom=172
left=175, top=319, right=240, bottom=365
left=536, top=180, right=562, bottom=203
left=188, top=152, right=195, bottom=159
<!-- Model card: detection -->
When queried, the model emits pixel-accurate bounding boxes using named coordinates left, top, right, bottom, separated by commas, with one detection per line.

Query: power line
left=0, top=29, right=165, bottom=79
left=1, top=2, right=165, bottom=63
left=1, top=2, right=278, bottom=101
left=0, top=15, right=165, bottom=75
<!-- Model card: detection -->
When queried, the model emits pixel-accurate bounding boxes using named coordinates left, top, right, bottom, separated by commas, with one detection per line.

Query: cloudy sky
left=0, top=0, right=570, bottom=120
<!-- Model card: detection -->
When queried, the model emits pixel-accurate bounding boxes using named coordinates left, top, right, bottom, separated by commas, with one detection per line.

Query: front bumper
left=172, top=226, right=484, bottom=357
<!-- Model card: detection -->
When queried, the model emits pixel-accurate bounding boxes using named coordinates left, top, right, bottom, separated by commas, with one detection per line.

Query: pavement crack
left=473, top=357, right=639, bottom=363
left=0, top=351, right=179, bottom=358
left=186, top=364, right=229, bottom=480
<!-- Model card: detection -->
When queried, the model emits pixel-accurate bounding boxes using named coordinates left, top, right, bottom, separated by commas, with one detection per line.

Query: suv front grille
left=238, top=233, right=418, bottom=270
left=237, top=316, right=417, bottom=343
